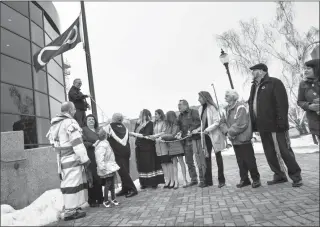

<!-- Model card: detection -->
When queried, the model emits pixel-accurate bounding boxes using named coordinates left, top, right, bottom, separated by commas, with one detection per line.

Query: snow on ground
left=221, top=135, right=318, bottom=156
left=1, top=189, right=63, bottom=226
left=1, top=179, right=142, bottom=227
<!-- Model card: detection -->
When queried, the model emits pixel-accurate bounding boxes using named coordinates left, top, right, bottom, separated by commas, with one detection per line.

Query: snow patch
left=1, top=189, right=63, bottom=226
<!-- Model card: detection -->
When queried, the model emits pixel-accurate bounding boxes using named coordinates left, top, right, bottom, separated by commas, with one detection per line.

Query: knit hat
left=305, top=59, right=320, bottom=68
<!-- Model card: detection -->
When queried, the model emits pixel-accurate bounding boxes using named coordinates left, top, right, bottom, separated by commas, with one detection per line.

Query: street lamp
left=219, top=49, right=234, bottom=89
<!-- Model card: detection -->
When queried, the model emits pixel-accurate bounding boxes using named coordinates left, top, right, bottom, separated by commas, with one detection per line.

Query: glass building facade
left=0, top=1, right=66, bottom=149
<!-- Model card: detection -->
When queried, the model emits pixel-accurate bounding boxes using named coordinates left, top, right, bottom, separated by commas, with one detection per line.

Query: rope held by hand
left=130, top=132, right=205, bottom=143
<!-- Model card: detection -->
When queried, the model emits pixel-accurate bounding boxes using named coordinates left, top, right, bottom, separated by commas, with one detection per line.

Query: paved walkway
left=49, top=152, right=319, bottom=226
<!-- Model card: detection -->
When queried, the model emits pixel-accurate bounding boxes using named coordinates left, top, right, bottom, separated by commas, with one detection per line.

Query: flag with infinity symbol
left=33, top=15, right=83, bottom=72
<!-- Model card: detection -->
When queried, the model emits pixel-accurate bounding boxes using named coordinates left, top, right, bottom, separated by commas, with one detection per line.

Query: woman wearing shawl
left=130, top=109, right=165, bottom=189
left=104, top=113, right=138, bottom=198
left=82, top=114, right=103, bottom=207
left=298, top=59, right=320, bottom=142
left=149, top=109, right=175, bottom=189
left=192, top=91, right=227, bottom=188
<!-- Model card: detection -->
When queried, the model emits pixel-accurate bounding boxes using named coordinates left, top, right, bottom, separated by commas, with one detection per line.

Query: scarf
left=135, top=120, right=149, bottom=133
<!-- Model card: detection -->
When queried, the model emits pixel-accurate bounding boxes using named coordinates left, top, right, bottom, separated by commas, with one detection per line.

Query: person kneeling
left=94, top=128, right=121, bottom=208
left=220, top=90, right=261, bottom=189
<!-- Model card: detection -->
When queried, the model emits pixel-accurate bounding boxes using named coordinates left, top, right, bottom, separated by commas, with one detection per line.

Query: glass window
left=47, top=60, right=64, bottom=84
left=49, top=97, right=61, bottom=118
left=36, top=117, right=50, bottom=145
left=35, top=92, right=49, bottom=118
left=44, top=17, right=59, bottom=40
left=31, top=22, right=44, bottom=47
left=48, top=76, right=66, bottom=102
left=44, top=33, right=52, bottom=45
left=1, top=54, right=33, bottom=89
left=31, top=43, right=40, bottom=57
left=33, top=68, right=48, bottom=93
left=54, top=55, right=63, bottom=67
left=1, top=28, right=31, bottom=63
left=2, top=1, right=29, bottom=18
left=1, top=113, right=38, bottom=149
left=1, top=83, right=35, bottom=115
left=30, top=3, right=43, bottom=28
left=1, top=3, right=30, bottom=39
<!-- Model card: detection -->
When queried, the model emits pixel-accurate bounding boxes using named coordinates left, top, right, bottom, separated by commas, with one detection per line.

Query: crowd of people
left=46, top=60, right=319, bottom=221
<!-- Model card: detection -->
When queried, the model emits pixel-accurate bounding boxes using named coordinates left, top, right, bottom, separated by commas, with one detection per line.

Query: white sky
left=53, top=1, right=319, bottom=121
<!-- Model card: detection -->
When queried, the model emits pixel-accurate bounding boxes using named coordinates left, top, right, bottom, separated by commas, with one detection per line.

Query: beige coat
left=197, top=105, right=226, bottom=153
left=93, top=140, right=120, bottom=178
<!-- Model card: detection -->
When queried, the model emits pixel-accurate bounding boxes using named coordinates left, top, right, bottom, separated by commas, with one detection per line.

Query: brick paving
left=48, top=152, right=319, bottom=226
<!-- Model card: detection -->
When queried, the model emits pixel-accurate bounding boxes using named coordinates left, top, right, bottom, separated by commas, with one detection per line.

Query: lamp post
left=219, top=49, right=234, bottom=89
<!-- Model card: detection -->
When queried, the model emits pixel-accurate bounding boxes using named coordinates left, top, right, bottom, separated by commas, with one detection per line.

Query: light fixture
left=219, top=49, right=229, bottom=65
left=218, top=48, right=234, bottom=89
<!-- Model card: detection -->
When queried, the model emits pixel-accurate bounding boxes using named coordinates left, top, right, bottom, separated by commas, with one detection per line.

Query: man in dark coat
left=248, top=63, right=303, bottom=187
left=177, top=99, right=202, bottom=187
left=68, top=79, right=90, bottom=127
left=104, top=113, right=138, bottom=198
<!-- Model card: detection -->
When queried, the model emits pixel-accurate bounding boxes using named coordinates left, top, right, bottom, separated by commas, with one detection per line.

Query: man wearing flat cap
left=298, top=59, right=320, bottom=143
left=248, top=63, right=303, bottom=188
left=103, top=113, right=138, bottom=198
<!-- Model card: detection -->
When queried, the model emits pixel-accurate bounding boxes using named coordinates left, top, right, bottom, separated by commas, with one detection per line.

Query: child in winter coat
left=93, top=128, right=120, bottom=208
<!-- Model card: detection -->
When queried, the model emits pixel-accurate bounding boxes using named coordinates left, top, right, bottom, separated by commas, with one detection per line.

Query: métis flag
left=33, top=15, right=83, bottom=72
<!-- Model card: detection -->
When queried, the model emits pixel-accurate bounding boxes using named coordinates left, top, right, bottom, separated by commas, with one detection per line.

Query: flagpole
left=80, top=1, right=98, bottom=120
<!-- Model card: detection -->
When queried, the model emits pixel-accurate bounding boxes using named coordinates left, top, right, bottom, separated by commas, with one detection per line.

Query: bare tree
left=216, top=1, right=319, bottom=135
left=216, top=18, right=269, bottom=85
left=263, top=2, right=319, bottom=97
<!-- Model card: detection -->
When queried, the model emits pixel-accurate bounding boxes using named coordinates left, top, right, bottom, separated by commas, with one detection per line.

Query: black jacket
left=248, top=74, right=289, bottom=132
left=107, top=122, right=131, bottom=158
left=68, top=86, right=88, bottom=111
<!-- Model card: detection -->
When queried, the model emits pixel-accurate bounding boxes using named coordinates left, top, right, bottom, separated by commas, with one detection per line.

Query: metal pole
left=80, top=1, right=98, bottom=119
left=224, top=63, right=234, bottom=89
left=211, top=83, right=221, bottom=119
left=211, top=83, right=230, bottom=148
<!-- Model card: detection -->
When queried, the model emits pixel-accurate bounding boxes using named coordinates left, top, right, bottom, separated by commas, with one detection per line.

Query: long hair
left=165, top=111, right=178, bottom=127
left=198, top=91, right=218, bottom=110
left=155, top=109, right=166, bottom=121
left=84, top=114, right=98, bottom=129
left=141, top=109, right=152, bottom=122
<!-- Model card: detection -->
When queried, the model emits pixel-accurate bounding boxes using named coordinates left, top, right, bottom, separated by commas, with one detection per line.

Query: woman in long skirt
left=130, top=109, right=165, bottom=189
